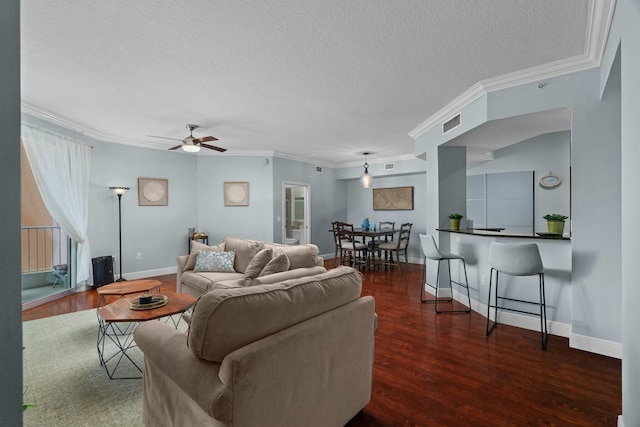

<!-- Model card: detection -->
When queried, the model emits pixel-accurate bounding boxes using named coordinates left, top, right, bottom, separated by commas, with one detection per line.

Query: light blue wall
left=0, top=0, right=23, bottom=423
left=92, top=141, right=199, bottom=272
left=343, top=172, right=427, bottom=262
left=438, top=147, right=467, bottom=229
left=467, top=131, right=571, bottom=232
left=197, top=155, right=274, bottom=244
left=272, top=157, right=347, bottom=257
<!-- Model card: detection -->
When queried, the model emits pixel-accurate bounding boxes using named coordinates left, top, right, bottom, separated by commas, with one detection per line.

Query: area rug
left=23, top=309, right=184, bottom=427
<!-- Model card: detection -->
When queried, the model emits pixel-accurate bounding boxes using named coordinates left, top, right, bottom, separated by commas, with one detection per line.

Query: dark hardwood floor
left=23, top=261, right=622, bottom=426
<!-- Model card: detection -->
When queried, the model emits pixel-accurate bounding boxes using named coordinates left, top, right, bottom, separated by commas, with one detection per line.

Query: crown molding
left=409, top=0, right=616, bottom=140
left=21, top=101, right=168, bottom=151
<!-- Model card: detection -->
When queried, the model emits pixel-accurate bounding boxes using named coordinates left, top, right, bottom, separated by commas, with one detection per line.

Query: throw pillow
left=243, top=248, right=273, bottom=286
left=184, top=241, right=225, bottom=272
left=257, top=251, right=290, bottom=278
left=193, top=250, right=236, bottom=273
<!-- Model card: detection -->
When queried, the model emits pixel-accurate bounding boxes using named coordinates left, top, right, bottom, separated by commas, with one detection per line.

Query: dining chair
left=368, top=221, right=395, bottom=267
left=486, top=242, right=548, bottom=349
left=335, top=222, right=368, bottom=269
left=377, top=223, right=412, bottom=273
left=419, top=234, right=471, bottom=313
left=331, top=221, right=343, bottom=267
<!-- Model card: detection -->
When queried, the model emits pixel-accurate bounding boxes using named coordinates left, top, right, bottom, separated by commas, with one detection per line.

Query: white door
left=283, top=182, right=310, bottom=245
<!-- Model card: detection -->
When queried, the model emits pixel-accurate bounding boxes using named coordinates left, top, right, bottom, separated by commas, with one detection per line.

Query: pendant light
left=361, top=152, right=373, bottom=188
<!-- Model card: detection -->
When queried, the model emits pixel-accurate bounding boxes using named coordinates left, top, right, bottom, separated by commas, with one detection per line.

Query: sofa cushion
left=257, top=250, right=290, bottom=278
left=184, top=241, right=225, bottom=272
left=182, top=271, right=245, bottom=294
left=243, top=248, right=273, bottom=286
left=187, top=266, right=363, bottom=362
left=194, top=250, right=236, bottom=273
left=263, top=243, right=320, bottom=269
left=251, top=266, right=326, bottom=286
left=223, top=236, right=264, bottom=273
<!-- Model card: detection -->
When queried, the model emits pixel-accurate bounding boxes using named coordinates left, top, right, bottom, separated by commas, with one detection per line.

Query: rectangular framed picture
left=138, top=177, right=168, bottom=206
left=224, top=181, right=249, bottom=206
left=373, top=186, right=414, bottom=210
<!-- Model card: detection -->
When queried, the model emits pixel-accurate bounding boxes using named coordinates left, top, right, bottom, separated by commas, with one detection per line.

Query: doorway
left=283, top=182, right=310, bottom=245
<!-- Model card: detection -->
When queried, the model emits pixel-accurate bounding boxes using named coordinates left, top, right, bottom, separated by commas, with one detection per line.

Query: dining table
left=346, top=227, right=398, bottom=270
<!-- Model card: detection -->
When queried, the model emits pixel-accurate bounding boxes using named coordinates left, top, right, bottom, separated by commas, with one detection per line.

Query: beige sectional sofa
left=177, top=236, right=326, bottom=297
left=134, top=266, right=376, bottom=427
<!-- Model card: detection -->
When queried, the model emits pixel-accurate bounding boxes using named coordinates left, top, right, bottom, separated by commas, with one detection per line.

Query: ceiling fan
left=149, top=124, right=226, bottom=153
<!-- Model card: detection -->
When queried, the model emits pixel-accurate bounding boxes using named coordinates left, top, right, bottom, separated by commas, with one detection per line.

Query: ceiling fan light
left=182, top=143, right=201, bottom=153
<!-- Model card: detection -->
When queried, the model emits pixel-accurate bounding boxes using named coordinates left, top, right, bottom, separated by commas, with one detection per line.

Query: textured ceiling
left=21, top=0, right=597, bottom=167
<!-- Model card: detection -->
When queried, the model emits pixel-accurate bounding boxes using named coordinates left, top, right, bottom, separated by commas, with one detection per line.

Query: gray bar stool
left=486, top=242, right=548, bottom=349
left=419, top=234, right=471, bottom=313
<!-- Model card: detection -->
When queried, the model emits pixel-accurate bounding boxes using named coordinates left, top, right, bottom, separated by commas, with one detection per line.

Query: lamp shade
left=361, top=170, right=372, bottom=188
left=109, top=186, right=130, bottom=195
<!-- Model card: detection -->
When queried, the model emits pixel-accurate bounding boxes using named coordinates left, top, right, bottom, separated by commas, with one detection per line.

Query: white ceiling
left=20, top=1, right=608, bottom=167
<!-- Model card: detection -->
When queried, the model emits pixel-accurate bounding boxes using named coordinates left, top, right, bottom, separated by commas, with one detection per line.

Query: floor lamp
left=109, top=186, right=129, bottom=282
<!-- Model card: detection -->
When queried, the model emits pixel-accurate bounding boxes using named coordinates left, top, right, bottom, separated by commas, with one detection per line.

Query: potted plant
left=543, top=213, right=568, bottom=234
left=449, top=213, right=463, bottom=230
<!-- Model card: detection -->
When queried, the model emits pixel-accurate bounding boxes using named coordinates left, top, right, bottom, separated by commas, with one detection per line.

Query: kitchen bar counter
left=437, top=228, right=570, bottom=240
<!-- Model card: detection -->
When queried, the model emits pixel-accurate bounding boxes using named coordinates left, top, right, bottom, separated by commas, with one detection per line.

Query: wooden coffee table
left=96, top=279, right=162, bottom=308
left=96, top=290, right=196, bottom=379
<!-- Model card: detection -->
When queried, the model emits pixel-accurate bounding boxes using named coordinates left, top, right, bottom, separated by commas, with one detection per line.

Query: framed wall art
left=373, top=186, right=414, bottom=210
left=138, top=177, right=168, bottom=206
left=224, top=181, right=249, bottom=206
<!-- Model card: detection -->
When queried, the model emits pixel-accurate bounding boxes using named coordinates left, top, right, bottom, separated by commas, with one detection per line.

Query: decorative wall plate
left=138, top=177, right=168, bottom=206
left=224, top=181, right=249, bottom=206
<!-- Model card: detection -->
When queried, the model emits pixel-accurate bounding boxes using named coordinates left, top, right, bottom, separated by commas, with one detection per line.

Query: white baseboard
left=618, top=415, right=624, bottom=427
left=123, top=266, right=177, bottom=282
left=422, top=284, right=621, bottom=359
left=570, top=332, right=622, bottom=359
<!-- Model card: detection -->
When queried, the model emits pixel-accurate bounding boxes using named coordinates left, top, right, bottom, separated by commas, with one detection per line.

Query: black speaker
left=92, top=256, right=114, bottom=287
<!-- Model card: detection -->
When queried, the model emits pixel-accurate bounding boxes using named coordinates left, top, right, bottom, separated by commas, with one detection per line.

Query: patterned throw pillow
left=184, top=241, right=225, bottom=271
left=194, top=250, right=236, bottom=273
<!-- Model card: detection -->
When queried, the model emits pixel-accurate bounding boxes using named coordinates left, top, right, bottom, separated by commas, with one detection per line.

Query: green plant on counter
left=543, top=214, right=568, bottom=221
left=448, top=213, right=463, bottom=219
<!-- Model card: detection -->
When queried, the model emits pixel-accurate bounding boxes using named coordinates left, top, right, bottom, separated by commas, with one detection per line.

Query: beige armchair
left=134, top=267, right=376, bottom=427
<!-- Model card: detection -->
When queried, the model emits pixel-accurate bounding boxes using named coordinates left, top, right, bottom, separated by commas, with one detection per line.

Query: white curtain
left=21, top=125, right=93, bottom=285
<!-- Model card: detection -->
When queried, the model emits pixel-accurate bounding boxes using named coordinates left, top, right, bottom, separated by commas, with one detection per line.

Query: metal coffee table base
left=97, top=315, right=184, bottom=379
left=96, top=290, right=196, bottom=379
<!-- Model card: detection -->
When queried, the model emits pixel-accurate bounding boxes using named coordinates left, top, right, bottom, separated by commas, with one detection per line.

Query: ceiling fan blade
left=148, top=135, right=182, bottom=142
left=168, top=144, right=183, bottom=151
left=194, top=136, right=218, bottom=143
left=201, top=143, right=227, bottom=153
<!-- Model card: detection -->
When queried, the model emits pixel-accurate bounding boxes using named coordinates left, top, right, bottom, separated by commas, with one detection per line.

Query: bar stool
left=419, top=234, right=471, bottom=313
left=486, top=242, right=548, bottom=349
